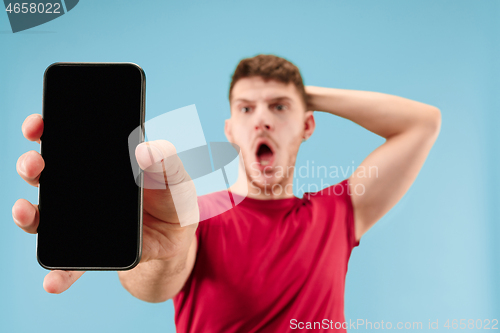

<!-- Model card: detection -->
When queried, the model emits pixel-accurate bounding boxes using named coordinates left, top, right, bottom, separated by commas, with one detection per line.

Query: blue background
left=1, top=1, right=498, bottom=332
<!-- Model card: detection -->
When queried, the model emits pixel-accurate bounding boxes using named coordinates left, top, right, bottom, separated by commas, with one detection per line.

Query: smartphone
left=37, top=62, right=145, bottom=270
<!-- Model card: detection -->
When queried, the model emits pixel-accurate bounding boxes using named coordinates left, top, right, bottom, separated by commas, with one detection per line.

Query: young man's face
left=225, top=76, right=315, bottom=193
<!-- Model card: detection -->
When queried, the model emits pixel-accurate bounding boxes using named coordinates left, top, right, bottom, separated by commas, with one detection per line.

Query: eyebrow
left=233, top=96, right=294, bottom=104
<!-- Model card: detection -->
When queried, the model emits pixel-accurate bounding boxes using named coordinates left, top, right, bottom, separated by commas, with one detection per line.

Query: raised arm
left=306, top=86, right=441, bottom=243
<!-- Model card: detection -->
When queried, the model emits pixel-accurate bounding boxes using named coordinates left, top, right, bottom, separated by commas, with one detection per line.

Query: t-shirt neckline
left=229, top=191, right=302, bottom=210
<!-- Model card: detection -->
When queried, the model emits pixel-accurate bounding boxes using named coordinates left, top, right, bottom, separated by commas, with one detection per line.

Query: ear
left=303, top=111, right=316, bottom=140
left=224, top=118, right=233, bottom=143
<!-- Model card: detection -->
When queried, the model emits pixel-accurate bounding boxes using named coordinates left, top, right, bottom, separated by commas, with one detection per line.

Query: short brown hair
left=229, top=54, right=308, bottom=108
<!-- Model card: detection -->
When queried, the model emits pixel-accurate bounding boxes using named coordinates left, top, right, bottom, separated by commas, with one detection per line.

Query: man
left=13, top=54, right=441, bottom=332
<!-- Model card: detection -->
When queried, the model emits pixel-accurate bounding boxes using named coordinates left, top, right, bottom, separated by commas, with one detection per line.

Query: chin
left=248, top=174, right=280, bottom=191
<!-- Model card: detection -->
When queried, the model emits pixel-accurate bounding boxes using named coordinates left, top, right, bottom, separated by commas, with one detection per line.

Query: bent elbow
left=422, top=106, right=442, bottom=140
left=431, top=107, right=442, bottom=137
left=127, top=288, right=172, bottom=303
left=142, top=295, right=170, bottom=304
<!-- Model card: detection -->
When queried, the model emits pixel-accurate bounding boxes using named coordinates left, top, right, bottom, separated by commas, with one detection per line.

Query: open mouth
left=256, top=142, right=274, bottom=166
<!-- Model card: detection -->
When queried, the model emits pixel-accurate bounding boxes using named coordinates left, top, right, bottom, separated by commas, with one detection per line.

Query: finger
left=17, top=150, right=45, bottom=187
left=12, top=198, right=39, bottom=234
left=135, top=140, right=193, bottom=188
left=135, top=140, right=199, bottom=226
left=22, top=114, right=44, bottom=143
left=135, top=140, right=183, bottom=182
left=43, top=270, right=85, bottom=294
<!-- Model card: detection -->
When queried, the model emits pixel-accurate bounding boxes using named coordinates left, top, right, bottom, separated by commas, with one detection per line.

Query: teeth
left=260, top=160, right=269, bottom=166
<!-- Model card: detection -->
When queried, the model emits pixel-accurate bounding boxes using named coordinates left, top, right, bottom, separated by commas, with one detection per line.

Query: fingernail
left=146, top=145, right=164, bottom=165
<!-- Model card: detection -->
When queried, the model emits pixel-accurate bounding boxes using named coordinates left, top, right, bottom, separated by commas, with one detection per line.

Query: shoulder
left=303, top=179, right=352, bottom=208
left=304, top=179, right=359, bottom=248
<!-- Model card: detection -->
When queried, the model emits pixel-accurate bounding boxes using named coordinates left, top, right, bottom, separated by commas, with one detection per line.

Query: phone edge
left=36, top=62, right=146, bottom=271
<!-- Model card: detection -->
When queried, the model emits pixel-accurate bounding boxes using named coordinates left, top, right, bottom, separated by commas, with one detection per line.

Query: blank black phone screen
left=37, top=63, right=145, bottom=270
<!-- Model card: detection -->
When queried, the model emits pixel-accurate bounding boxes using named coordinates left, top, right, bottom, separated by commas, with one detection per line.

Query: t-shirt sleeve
left=342, top=178, right=360, bottom=249
left=310, top=178, right=360, bottom=250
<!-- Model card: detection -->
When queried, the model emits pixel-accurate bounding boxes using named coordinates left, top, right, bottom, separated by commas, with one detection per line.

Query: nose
left=254, top=104, right=273, bottom=132
left=255, top=121, right=271, bottom=131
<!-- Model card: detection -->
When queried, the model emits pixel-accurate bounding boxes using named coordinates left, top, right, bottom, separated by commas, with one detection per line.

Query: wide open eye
left=274, top=104, right=287, bottom=111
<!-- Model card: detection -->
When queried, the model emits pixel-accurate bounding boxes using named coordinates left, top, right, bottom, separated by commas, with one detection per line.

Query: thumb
left=135, top=140, right=199, bottom=226
left=135, top=140, right=192, bottom=186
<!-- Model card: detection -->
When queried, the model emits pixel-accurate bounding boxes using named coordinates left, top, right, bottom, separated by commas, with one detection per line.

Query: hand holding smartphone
left=13, top=63, right=199, bottom=293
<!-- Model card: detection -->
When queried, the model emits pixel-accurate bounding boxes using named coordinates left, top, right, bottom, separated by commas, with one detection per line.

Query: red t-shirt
left=173, top=179, right=360, bottom=332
